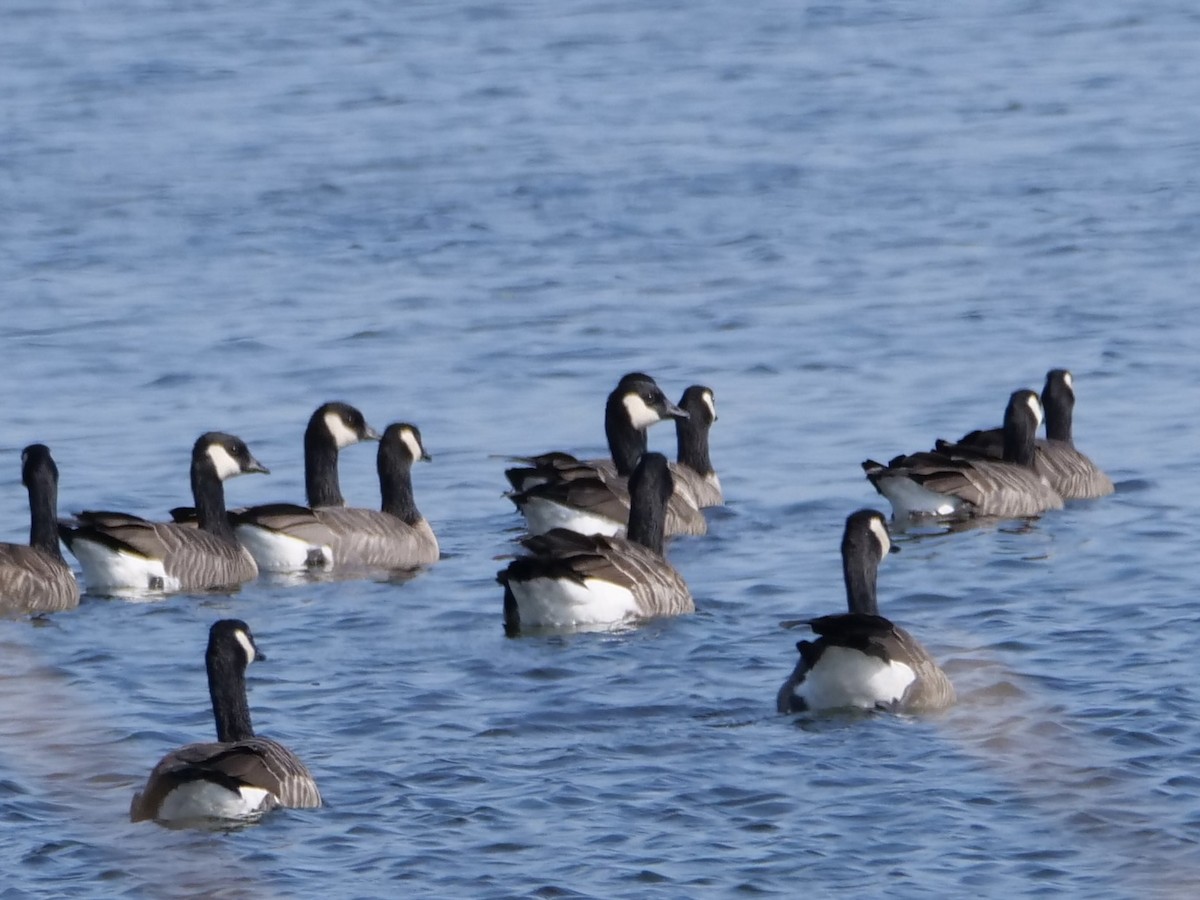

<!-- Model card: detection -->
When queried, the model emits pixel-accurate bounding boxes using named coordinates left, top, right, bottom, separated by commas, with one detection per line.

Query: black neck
left=379, top=443, right=420, bottom=525
left=1002, top=397, right=1038, bottom=467
left=626, top=456, right=670, bottom=554
left=26, top=465, right=64, bottom=560
left=676, top=413, right=713, bottom=476
left=1042, top=379, right=1075, bottom=443
left=207, top=647, right=255, bottom=743
left=305, top=419, right=344, bottom=507
left=842, top=533, right=880, bottom=617
left=605, top=398, right=648, bottom=476
left=191, top=457, right=237, bottom=542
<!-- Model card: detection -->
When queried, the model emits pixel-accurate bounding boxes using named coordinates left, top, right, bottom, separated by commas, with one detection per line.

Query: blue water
left=3, top=0, right=1200, bottom=895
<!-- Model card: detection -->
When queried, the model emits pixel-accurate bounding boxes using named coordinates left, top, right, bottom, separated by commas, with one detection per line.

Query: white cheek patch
left=867, top=516, right=892, bottom=556
left=702, top=391, right=717, bottom=422
left=324, top=411, right=363, bottom=449
left=1062, top=371, right=1074, bottom=391
left=1024, top=393, right=1044, bottom=429
left=206, top=444, right=244, bottom=481
left=234, top=629, right=258, bottom=667
left=400, top=429, right=425, bottom=461
left=622, top=393, right=662, bottom=430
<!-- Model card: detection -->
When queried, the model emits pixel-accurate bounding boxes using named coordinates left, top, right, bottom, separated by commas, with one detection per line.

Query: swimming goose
left=498, top=452, right=694, bottom=634
left=0, top=444, right=79, bottom=614
left=221, top=401, right=380, bottom=571
left=862, top=389, right=1064, bottom=520
left=255, top=422, right=438, bottom=570
left=505, top=373, right=707, bottom=537
left=936, top=369, right=1114, bottom=500
left=130, top=619, right=321, bottom=823
left=776, top=509, right=955, bottom=714
left=59, top=432, right=268, bottom=593
left=672, top=385, right=723, bottom=508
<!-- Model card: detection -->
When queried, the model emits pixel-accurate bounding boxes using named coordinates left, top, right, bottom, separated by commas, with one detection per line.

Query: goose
left=240, top=422, right=438, bottom=570
left=862, top=389, right=1064, bottom=520
left=59, top=432, right=268, bottom=593
left=498, top=451, right=694, bottom=634
left=217, top=401, right=380, bottom=571
left=0, top=444, right=79, bottom=614
left=505, top=372, right=708, bottom=537
left=936, top=369, right=1114, bottom=500
left=130, top=619, right=321, bottom=823
left=777, top=509, right=955, bottom=714
left=671, top=385, right=723, bottom=509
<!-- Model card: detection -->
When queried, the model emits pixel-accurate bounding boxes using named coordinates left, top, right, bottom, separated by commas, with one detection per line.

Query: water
left=3, top=0, right=1200, bottom=895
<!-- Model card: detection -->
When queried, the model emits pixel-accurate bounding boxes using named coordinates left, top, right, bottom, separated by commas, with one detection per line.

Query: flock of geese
left=0, top=368, right=1112, bottom=825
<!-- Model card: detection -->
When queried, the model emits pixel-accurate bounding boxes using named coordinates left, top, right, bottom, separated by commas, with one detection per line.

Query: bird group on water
left=0, top=368, right=1111, bottom=825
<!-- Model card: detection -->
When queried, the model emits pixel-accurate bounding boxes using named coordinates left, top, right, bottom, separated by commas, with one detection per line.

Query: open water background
left=3, top=0, right=1200, bottom=896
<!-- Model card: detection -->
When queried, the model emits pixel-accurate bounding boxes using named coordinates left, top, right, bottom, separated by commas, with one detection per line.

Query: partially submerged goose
left=506, top=373, right=707, bottom=537
left=60, top=433, right=268, bottom=593
left=937, top=369, right=1114, bottom=501
left=130, top=619, right=321, bottom=824
left=498, top=452, right=694, bottom=634
left=777, top=509, right=955, bottom=714
left=863, top=389, right=1064, bottom=520
left=224, top=401, right=381, bottom=571
left=0, top=444, right=79, bottom=614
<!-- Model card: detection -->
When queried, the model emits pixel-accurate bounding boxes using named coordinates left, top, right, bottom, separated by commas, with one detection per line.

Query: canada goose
left=253, top=422, right=438, bottom=570
left=777, top=509, right=955, bottom=714
left=59, top=432, right=268, bottom=593
left=505, top=373, right=707, bottom=537
left=498, top=452, right=693, bottom=634
left=936, top=369, right=1114, bottom=500
left=672, top=385, right=723, bottom=508
left=130, top=619, right=321, bottom=823
left=862, top=389, right=1064, bottom=520
left=0, top=444, right=79, bottom=614
left=219, top=402, right=380, bottom=571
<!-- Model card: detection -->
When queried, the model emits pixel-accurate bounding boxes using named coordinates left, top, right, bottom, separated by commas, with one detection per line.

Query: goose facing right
left=0, top=444, right=79, bottom=614
left=59, top=432, right=268, bottom=593
left=130, top=619, right=321, bottom=824
left=672, top=385, right=723, bottom=509
left=777, top=509, right=955, bottom=714
left=863, top=389, right=1064, bottom=520
left=498, top=452, right=694, bottom=634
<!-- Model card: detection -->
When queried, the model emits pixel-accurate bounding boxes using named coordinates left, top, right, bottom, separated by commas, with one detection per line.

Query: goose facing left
left=59, top=432, right=268, bottom=594
left=777, top=509, right=955, bottom=714
left=130, top=619, right=321, bottom=824
left=0, top=444, right=79, bottom=614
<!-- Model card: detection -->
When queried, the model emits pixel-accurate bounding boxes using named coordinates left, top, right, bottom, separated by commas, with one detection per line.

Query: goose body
left=937, top=369, right=1114, bottom=500
left=227, top=402, right=380, bottom=572
left=506, top=373, right=707, bottom=537
left=498, top=452, right=693, bottom=633
left=60, top=433, right=268, bottom=593
left=777, top=509, right=954, bottom=714
left=863, top=390, right=1064, bottom=520
left=131, top=619, right=321, bottom=824
left=237, top=423, right=438, bottom=571
left=0, top=445, right=79, bottom=614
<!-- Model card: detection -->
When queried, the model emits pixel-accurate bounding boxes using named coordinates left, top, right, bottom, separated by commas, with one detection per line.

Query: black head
left=208, top=618, right=266, bottom=667
left=381, top=422, right=432, bottom=463
left=311, top=401, right=381, bottom=448
left=608, top=373, right=688, bottom=430
left=193, top=432, right=270, bottom=481
left=21, top=443, right=57, bottom=488
left=628, top=451, right=674, bottom=505
left=678, top=385, right=717, bottom=426
left=1041, top=369, right=1075, bottom=442
left=842, top=508, right=895, bottom=563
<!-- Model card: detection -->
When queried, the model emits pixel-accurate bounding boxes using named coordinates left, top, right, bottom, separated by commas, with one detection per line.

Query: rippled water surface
left=3, top=0, right=1200, bottom=896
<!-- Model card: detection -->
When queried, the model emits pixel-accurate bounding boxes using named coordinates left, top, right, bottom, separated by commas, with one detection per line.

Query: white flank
left=206, top=443, right=244, bottom=481
left=67, top=539, right=179, bottom=591
left=509, top=575, right=638, bottom=629
left=701, top=390, right=717, bottom=421
left=518, top=497, right=624, bottom=538
left=875, top=475, right=963, bottom=519
left=324, top=410, right=363, bottom=449
left=235, top=524, right=333, bottom=572
left=622, top=393, right=664, bottom=430
left=867, top=516, right=892, bottom=556
left=157, top=780, right=272, bottom=823
left=794, top=646, right=916, bottom=711
left=400, top=427, right=424, bottom=462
